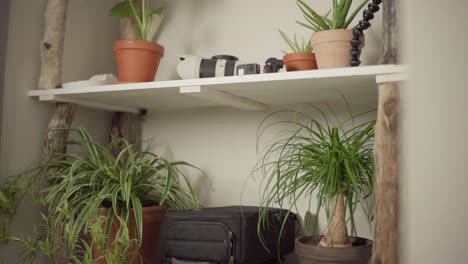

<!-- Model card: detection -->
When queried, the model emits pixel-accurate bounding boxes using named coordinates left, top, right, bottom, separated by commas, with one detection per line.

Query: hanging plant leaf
left=109, top=1, right=133, bottom=17
left=149, top=6, right=165, bottom=16
left=304, top=210, right=314, bottom=236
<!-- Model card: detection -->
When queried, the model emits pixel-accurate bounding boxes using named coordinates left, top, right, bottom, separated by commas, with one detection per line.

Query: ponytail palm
left=255, top=110, right=375, bottom=247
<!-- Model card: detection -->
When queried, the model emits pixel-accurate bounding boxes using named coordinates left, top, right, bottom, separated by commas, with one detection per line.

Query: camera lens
left=248, top=65, right=254, bottom=72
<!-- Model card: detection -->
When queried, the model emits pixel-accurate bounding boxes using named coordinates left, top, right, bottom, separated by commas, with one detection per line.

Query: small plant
left=110, top=0, right=165, bottom=41
left=17, top=128, right=202, bottom=263
left=279, top=30, right=313, bottom=54
left=255, top=105, right=375, bottom=248
left=296, top=0, right=368, bottom=31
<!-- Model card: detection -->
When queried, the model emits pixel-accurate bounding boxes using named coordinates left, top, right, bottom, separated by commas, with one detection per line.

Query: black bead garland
left=350, top=0, right=383, bottom=67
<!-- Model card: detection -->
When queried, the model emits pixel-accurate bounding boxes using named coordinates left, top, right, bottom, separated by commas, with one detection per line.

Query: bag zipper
left=228, top=231, right=235, bottom=264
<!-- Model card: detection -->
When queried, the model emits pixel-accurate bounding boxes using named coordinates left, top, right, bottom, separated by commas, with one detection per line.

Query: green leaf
left=149, top=6, right=165, bottom=16
left=304, top=210, right=314, bottom=235
left=109, top=1, right=133, bottom=18
left=296, top=0, right=331, bottom=31
left=344, top=0, right=369, bottom=29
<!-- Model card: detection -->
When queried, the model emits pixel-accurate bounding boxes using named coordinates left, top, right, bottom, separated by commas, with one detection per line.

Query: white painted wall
left=401, top=0, right=468, bottom=263
left=0, top=0, right=119, bottom=262
left=144, top=0, right=383, bottom=247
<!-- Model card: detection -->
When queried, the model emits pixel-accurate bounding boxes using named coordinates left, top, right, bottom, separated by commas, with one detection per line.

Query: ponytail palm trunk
left=318, top=192, right=351, bottom=247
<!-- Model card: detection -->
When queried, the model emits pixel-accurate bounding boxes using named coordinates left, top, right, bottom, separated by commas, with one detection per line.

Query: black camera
left=236, top=64, right=261, bottom=76
left=264, top=58, right=284, bottom=73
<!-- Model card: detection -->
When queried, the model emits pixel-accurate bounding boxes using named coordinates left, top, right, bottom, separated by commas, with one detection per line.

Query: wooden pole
left=38, top=1, right=73, bottom=263
left=373, top=0, right=401, bottom=263
left=109, top=10, right=142, bottom=153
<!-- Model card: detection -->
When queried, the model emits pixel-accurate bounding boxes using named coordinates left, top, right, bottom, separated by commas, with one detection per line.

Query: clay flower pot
left=311, top=29, right=365, bottom=69
left=283, top=52, right=318, bottom=72
left=114, top=40, right=165, bottom=83
left=295, top=236, right=373, bottom=264
left=92, top=205, right=165, bottom=264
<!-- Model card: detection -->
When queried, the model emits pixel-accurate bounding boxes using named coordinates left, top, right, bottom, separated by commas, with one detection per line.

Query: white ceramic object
left=62, top=74, right=117, bottom=89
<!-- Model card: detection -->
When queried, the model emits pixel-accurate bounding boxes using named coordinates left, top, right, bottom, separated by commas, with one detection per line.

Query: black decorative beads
left=349, top=0, right=383, bottom=67
left=368, top=3, right=380, bottom=13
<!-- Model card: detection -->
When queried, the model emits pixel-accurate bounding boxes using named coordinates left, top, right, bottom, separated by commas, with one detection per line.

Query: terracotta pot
left=283, top=52, right=318, bottom=72
left=311, top=29, right=365, bottom=69
left=92, top=205, right=164, bottom=264
left=114, top=40, right=165, bottom=83
left=295, top=236, right=372, bottom=264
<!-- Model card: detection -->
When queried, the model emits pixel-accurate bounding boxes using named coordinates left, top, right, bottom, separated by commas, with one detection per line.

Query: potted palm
left=24, top=128, right=202, bottom=263
left=279, top=30, right=317, bottom=72
left=255, top=110, right=375, bottom=264
left=296, top=0, right=368, bottom=69
left=110, top=0, right=165, bottom=83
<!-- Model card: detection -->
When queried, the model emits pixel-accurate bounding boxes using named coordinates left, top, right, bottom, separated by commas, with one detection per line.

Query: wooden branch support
left=373, top=0, right=401, bottom=263
left=372, top=81, right=401, bottom=264
left=38, top=1, right=73, bottom=263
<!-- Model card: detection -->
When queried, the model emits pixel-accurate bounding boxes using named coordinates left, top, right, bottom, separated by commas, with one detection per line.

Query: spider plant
left=110, top=0, right=165, bottom=41
left=279, top=30, right=313, bottom=54
left=255, top=107, right=375, bottom=248
left=0, top=172, right=39, bottom=244
left=19, top=128, right=202, bottom=263
left=296, top=0, right=369, bottom=31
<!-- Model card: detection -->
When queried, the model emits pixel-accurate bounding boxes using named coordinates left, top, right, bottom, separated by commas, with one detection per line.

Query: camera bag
left=162, top=206, right=296, bottom=264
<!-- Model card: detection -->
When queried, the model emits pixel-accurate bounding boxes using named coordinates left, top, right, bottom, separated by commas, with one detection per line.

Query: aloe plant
left=279, top=30, right=313, bottom=54
left=15, top=128, right=202, bottom=263
left=255, top=107, right=375, bottom=248
left=110, top=0, right=165, bottom=41
left=296, top=0, right=369, bottom=31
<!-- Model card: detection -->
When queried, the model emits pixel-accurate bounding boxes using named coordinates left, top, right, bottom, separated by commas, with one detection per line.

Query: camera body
left=264, top=58, right=284, bottom=73
left=177, top=55, right=261, bottom=79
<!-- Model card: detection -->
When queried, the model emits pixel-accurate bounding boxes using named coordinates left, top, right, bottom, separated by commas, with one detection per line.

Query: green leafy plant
left=110, top=0, right=165, bottom=41
left=19, top=128, right=202, bottom=263
left=296, top=0, right=368, bottom=31
left=255, top=106, right=375, bottom=248
left=279, top=30, right=313, bottom=54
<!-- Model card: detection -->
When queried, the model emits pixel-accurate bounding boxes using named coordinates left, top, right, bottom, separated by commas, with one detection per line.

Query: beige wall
left=145, top=0, right=383, bottom=246
left=401, top=0, right=468, bottom=263
left=0, top=0, right=119, bottom=262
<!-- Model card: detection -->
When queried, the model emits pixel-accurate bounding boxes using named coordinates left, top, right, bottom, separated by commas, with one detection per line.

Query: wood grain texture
left=373, top=82, right=400, bottom=264
left=38, top=0, right=68, bottom=90
left=373, top=1, right=401, bottom=263
left=381, top=0, right=400, bottom=65
left=38, top=1, right=73, bottom=263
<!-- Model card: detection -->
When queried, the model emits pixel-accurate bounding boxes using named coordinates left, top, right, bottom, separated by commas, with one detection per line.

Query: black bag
left=162, top=206, right=296, bottom=264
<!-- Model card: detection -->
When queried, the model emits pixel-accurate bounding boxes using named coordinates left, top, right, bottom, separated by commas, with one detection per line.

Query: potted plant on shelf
left=279, top=30, right=317, bottom=72
left=110, top=0, right=165, bottom=83
left=255, top=109, right=375, bottom=264
left=22, top=128, right=202, bottom=263
left=296, top=0, right=368, bottom=69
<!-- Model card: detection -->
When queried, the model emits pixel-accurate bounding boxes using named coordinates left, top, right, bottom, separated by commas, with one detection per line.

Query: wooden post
left=109, top=11, right=143, bottom=153
left=39, top=0, right=76, bottom=164
left=373, top=0, right=401, bottom=263
left=38, top=1, right=73, bottom=263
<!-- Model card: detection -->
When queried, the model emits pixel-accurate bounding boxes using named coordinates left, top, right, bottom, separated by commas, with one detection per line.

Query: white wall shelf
left=28, top=64, right=407, bottom=113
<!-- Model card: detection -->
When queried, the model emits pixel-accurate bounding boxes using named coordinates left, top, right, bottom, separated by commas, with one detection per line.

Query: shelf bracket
left=179, top=86, right=268, bottom=111
left=38, top=95, right=141, bottom=114
left=376, top=73, right=408, bottom=84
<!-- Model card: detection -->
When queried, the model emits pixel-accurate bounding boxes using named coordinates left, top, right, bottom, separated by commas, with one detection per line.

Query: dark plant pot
left=283, top=52, right=318, bottom=72
left=295, top=236, right=373, bottom=264
left=92, top=205, right=165, bottom=264
left=114, top=40, right=165, bottom=83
